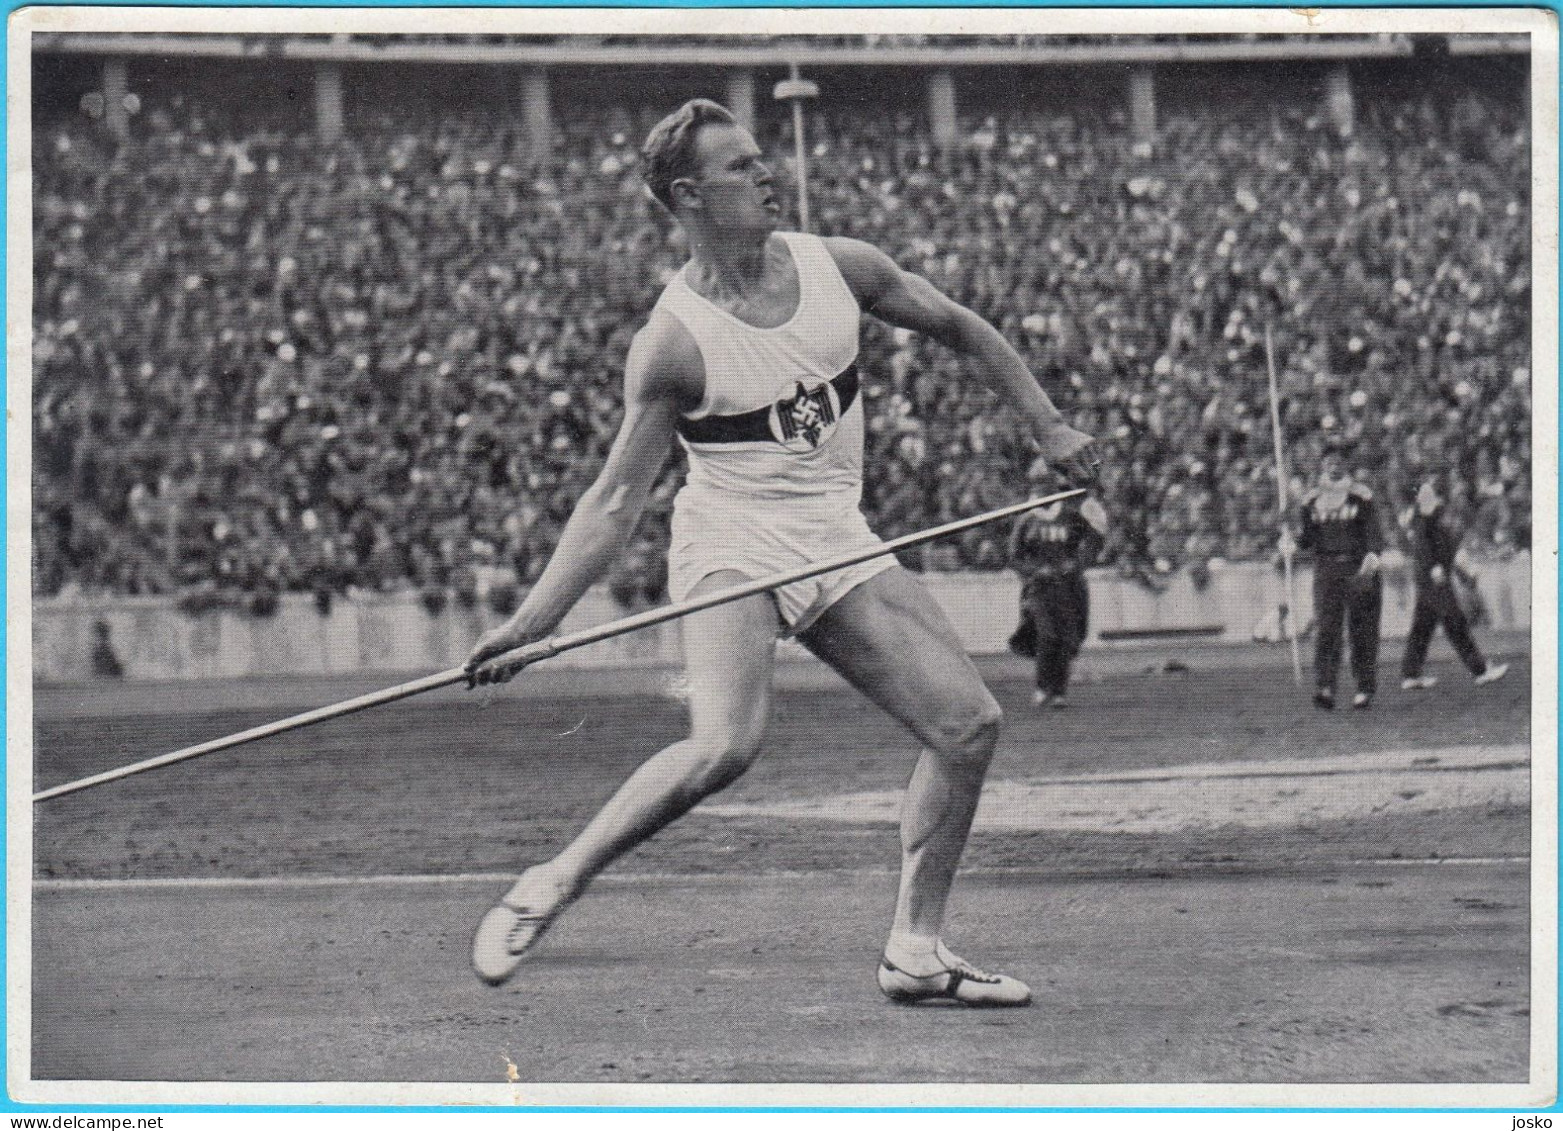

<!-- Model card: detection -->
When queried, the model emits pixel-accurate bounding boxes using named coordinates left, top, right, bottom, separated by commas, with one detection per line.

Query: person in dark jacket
left=89, top=619, right=125, bottom=680
left=1399, top=478, right=1509, bottom=691
left=1290, top=441, right=1384, bottom=710
left=1008, top=459, right=1107, bottom=708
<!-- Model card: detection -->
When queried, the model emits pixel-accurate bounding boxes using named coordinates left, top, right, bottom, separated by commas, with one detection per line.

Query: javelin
left=33, top=488, right=1084, bottom=803
left=1265, top=323, right=1303, bottom=686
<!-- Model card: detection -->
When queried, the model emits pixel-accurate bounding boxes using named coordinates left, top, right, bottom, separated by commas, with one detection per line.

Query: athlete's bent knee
left=682, top=728, right=764, bottom=798
left=927, top=693, right=1002, bottom=765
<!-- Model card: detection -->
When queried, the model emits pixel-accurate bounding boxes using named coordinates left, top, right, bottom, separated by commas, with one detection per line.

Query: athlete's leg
left=1060, top=573, right=1090, bottom=694
left=1401, top=590, right=1439, bottom=679
left=473, top=573, right=777, bottom=982
left=1032, top=584, right=1069, bottom=698
left=1026, top=598, right=1050, bottom=696
left=1436, top=588, right=1489, bottom=676
left=1347, top=572, right=1383, bottom=697
left=1313, top=567, right=1347, bottom=697
left=546, top=572, right=779, bottom=890
left=797, top=567, right=1001, bottom=967
left=1073, top=574, right=1091, bottom=655
left=1007, top=585, right=1042, bottom=694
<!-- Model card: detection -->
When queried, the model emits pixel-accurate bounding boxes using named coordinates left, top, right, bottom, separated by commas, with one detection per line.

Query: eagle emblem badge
left=768, top=380, right=840, bottom=452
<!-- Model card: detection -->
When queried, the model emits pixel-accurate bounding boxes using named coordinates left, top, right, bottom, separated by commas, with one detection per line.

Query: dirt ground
left=23, top=644, right=1543, bottom=1103
left=32, top=865, right=1530, bottom=1091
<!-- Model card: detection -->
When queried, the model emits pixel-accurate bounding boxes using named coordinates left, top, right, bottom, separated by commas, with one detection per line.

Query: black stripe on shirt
left=677, top=363, right=859, bottom=445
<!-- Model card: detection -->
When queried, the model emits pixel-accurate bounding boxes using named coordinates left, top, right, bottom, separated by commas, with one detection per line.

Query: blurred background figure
left=1399, top=476, right=1509, bottom=692
left=1007, top=458, right=1108, bottom=708
left=1292, top=440, right=1383, bottom=710
left=89, top=618, right=124, bottom=680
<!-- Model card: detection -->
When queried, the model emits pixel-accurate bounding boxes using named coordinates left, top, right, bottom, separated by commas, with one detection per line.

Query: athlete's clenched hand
left=464, top=618, right=542, bottom=688
left=1035, top=422, right=1101, bottom=488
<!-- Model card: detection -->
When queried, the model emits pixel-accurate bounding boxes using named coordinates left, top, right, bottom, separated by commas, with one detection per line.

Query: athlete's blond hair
left=640, top=98, right=738, bottom=213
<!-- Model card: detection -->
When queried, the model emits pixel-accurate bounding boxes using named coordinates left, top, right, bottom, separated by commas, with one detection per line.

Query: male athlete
left=464, top=100, right=1096, bottom=1007
left=1287, top=440, right=1384, bottom=710
left=1007, top=458, right=1107, bottom=708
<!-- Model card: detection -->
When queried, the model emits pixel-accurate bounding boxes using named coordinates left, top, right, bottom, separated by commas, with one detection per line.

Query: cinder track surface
left=27, top=647, right=1536, bottom=1093
left=33, top=865, right=1529, bottom=1086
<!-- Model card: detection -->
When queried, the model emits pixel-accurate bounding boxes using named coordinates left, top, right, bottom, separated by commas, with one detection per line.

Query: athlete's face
left=680, top=123, right=780, bottom=232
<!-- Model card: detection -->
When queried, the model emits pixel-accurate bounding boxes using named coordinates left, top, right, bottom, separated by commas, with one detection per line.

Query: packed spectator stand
left=32, top=62, right=1532, bottom=616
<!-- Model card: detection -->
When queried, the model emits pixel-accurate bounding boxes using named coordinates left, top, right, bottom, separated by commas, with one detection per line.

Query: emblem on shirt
left=768, top=380, right=841, bottom=452
left=1311, top=498, right=1360, bottom=522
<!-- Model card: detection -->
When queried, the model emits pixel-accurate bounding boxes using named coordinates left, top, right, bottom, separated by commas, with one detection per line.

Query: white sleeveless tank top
left=652, top=231, right=863, bottom=503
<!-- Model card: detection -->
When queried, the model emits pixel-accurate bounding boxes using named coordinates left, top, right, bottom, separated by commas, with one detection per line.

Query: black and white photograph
left=9, top=5, right=1557, bottom=1110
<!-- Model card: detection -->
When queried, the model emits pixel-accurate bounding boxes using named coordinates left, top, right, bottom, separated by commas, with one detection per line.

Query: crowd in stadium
left=32, top=72, right=1531, bottom=612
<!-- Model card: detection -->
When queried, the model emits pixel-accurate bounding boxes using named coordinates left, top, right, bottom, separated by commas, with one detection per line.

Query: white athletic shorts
left=668, top=490, right=897, bottom=636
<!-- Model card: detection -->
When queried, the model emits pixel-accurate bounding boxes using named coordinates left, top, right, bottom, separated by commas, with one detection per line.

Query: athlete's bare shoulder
left=626, top=306, right=704, bottom=411
left=819, top=235, right=901, bottom=301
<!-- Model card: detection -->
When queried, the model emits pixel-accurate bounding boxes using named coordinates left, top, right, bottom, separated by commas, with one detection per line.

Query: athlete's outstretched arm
left=825, top=236, right=1096, bottom=481
left=465, top=316, right=699, bottom=684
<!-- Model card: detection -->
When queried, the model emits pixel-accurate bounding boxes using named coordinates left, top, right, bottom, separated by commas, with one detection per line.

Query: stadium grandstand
left=31, top=33, right=1532, bottom=616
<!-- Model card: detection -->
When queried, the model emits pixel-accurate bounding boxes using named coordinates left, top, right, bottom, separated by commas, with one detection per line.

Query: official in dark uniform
left=1399, top=478, right=1509, bottom=691
left=1008, top=459, right=1108, bottom=708
left=1292, top=441, right=1384, bottom=709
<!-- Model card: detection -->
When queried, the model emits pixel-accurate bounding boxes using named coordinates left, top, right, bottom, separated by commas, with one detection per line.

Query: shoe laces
left=943, top=956, right=1000, bottom=985
left=500, top=901, right=549, bottom=951
left=506, top=918, right=532, bottom=952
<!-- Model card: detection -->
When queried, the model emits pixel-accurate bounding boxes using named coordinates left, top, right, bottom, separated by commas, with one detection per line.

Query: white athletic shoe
left=472, top=870, right=574, bottom=986
left=877, top=945, right=1031, bottom=1008
left=1400, top=676, right=1438, bottom=691
left=1475, top=662, right=1510, bottom=686
left=1031, top=690, right=1050, bottom=708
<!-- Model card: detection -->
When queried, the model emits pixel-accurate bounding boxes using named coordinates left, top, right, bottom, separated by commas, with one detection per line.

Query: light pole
left=773, top=63, right=819, bottom=232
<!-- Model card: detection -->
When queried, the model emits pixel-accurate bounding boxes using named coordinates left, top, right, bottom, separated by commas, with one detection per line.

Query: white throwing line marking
left=34, top=872, right=515, bottom=892
left=31, top=857, right=1530, bottom=894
